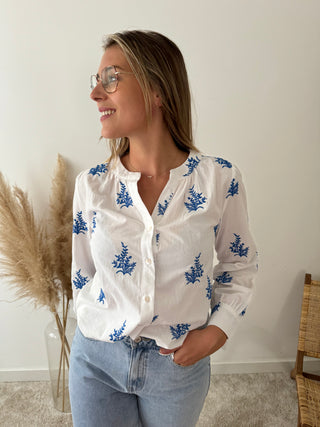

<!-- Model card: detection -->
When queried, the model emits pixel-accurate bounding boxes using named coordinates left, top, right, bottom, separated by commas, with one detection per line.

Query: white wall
left=1, top=0, right=319, bottom=379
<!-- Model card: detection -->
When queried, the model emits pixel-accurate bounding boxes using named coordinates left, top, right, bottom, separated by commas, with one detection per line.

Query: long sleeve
left=208, top=164, right=258, bottom=338
left=71, top=172, right=96, bottom=316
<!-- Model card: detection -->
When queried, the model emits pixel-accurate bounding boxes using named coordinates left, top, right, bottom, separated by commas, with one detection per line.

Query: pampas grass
left=0, top=154, right=73, bottom=311
left=0, top=173, right=59, bottom=311
left=0, top=154, right=73, bottom=412
left=49, top=154, right=73, bottom=302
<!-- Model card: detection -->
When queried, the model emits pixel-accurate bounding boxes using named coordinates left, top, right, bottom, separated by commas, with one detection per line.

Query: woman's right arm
left=71, top=172, right=96, bottom=315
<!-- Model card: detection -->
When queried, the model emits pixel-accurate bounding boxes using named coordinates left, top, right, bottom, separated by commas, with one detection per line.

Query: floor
left=0, top=372, right=298, bottom=426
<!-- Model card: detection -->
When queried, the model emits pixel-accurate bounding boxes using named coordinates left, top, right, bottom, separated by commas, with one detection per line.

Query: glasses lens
left=101, top=66, right=118, bottom=93
left=90, top=75, right=97, bottom=90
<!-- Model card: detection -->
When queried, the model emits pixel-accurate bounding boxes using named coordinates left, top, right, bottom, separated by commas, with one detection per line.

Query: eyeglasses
left=90, top=65, right=133, bottom=94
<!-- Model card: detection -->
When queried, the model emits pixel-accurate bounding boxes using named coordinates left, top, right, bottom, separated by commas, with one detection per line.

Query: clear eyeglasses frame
left=90, top=65, right=133, bottom=94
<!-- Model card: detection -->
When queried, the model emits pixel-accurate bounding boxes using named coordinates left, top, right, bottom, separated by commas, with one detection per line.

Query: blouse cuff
left=207, top=302, right=240, bottom=339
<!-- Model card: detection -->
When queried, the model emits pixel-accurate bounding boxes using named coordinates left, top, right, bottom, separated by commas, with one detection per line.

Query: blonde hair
left=102, top=30, right=198, bottom=162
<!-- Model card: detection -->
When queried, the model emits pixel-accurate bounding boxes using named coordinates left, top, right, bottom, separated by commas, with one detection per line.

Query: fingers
left=159, top=346, right=181, bottom=355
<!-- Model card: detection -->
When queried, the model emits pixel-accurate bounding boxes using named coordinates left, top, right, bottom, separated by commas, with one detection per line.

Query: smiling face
left=90, top=46, right=148, bottom=140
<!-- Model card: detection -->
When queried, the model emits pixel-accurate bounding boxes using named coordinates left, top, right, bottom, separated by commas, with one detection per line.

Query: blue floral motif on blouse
left=152, top=315, right=159, bottom=323
left=211, top=302, right=221, bottom=314
left=158, top=193, right=174, bottom=216
left=215, top=272, right=233, bottom=284
left=109, top=320, right=127, bottom=341
left=185, top=253, right=204, bottom=285
left=226, top=179, right=239, bottom=198
left=240, top=308, right=247, bottom=316
left=112, top=242, right=136, bottom=275
left=183, top=156, right=201, bottom=177
left=73, top=211, right=88, bottom=235
left=97, top=288, right=106, bottom=304
left=88, top=163, right=108, bottom=176
left=214, top=157, right=232, bottom=168
left=73, top=269, right=89, bottom=289
left=184, top=186, right=207, bottom=212
left=116, top=182, right=133, bottom=208
left=206, top=276, right=213, bottom=300
left=170, top=323, right=191, bottom=340
left=155, top=233, right=160, bottom=247
left=214, top=223, right=220, bottom=237
left=92, top=211, right=97, bottom=233
left=230, top=233, right=249, bottom=257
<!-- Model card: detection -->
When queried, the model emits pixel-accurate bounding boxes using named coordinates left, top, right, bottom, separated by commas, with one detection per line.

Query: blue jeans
left=69, top=326, right=210, bottom=427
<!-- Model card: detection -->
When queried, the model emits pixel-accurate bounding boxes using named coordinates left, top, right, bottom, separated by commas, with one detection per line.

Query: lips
left=99, top=108, right=116, bottom=121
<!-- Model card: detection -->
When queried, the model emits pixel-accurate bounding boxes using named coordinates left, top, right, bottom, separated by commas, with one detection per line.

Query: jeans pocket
left=166, top=353, right=195, bottom=370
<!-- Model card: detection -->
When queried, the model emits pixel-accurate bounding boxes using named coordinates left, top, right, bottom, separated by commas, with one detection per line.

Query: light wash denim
left=69, top=326, right=210, bottom=427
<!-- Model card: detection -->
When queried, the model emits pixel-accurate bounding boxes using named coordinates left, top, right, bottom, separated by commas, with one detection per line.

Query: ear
left=152, top=90, right=162, bottom=108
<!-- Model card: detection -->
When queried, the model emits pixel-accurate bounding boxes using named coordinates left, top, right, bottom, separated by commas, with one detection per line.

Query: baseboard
left=1, top=360, right=319, bottom=381
left=211, top=359, right=320, bottom=375
left=0, top=369, right=50, bottom=382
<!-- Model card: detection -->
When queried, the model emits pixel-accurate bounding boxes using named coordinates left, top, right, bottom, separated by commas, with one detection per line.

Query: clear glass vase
left=44, top=312, right=77, bottom=412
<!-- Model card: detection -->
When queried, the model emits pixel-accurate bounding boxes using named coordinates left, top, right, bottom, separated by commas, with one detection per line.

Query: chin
left=101, top=127, right=124, bottom=140
left=101, top=131, right=128, bottom=140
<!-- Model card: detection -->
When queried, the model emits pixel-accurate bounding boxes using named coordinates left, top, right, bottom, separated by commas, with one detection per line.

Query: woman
left=69, top=30, right=257, bottom=427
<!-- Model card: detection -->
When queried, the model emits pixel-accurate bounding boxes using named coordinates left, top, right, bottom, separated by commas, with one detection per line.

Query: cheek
left=122, top=94, right=147, bottom=121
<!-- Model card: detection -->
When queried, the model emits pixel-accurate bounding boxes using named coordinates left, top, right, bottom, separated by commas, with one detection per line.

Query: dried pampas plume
left=0, top=154, right=73, bottom=313
left=49, top=154, right=73, bottom=302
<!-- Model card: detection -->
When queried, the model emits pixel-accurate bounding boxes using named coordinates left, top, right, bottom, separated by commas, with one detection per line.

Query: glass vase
left=44, top=312, right=77, bottom=412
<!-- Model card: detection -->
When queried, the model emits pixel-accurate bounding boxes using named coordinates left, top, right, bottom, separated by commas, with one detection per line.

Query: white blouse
left=72, top=151, right=258, bottom=349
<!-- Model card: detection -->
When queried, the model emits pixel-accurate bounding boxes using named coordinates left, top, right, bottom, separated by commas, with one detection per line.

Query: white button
left=146, top=258, right=152, bottom=265
left=134, top=337, right=142, bottom=343
left=147, top=225, right=153, bottom=232
left=144, top=296, right=151, bottom=303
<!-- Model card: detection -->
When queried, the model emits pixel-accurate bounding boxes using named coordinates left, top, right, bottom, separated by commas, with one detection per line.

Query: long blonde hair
left=102, top=30, right=198, bottom=162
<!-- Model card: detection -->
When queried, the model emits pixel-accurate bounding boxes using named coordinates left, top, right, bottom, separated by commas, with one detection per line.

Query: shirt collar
left=110, top=150, right=199, bottom=182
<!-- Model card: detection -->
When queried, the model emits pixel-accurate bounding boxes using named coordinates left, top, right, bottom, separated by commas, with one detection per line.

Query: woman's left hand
left=159, top=325, right=227, bottom=366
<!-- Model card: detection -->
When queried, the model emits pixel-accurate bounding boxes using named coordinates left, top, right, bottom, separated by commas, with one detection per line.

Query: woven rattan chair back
left=297, top=274, right=320, bottom=358
left=292, top=273, right=320, bottom=427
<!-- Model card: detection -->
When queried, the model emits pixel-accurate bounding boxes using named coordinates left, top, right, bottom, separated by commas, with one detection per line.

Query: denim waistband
left=122, top=335, right=160, bottom=350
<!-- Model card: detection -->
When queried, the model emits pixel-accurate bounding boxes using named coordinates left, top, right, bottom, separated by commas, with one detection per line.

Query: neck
left=122, top=122, right=188, bottom=178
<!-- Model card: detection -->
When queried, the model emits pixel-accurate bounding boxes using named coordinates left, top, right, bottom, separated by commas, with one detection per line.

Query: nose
left=90, top=83, right=108, bottom=102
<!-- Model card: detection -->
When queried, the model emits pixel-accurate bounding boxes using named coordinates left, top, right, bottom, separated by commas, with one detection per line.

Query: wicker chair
left=291, top=273, right=320, bottom=426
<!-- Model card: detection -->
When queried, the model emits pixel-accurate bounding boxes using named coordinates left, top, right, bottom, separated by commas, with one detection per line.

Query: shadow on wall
left=273, top=270, right=307, bottom=358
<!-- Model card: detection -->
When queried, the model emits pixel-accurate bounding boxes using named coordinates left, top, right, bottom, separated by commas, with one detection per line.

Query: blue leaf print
left=230, top=233, right=249, bottom=257
left=185, top=253, right=204, bottom=285
left=157, top=193, right=174, bottom=216
left=240, top=308, right=247, bottom=316
left=92, top=211, right=97, bottom=233
left=152, top=315, right=159, bottom=323
left=88, top=163, right=108, bottom=176
left=170, top=323, right=191, bottom=340
left=211, top=302, right=221, bottom=314
left=214, top=157, right=232, bottom=168
left=206, top=276, right=213, bottom=300
left=215, top=272, right=233, bottom=284
left=116, top=182, right=133, bottom=208
left=155, top=232, right=160, bottom=247
left=184, top=186, right=207, bottom=212
left=112, top=242, right=136, bottom=275
left=214, top=223, right=220, bottom=237
left=109, top=320, right=127, bottom=341
left=97, top=288, right=106, bottom=304
left=73, top=211, right=88, bottom=235
left=226, top=178, right=239, bottom=198
left=183, top=156, right=201, bottom=176
left=72, top=269, right=89, bottom=289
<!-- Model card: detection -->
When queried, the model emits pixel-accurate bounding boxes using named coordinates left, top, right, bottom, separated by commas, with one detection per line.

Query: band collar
left=110, top=150, right=199, bottom=182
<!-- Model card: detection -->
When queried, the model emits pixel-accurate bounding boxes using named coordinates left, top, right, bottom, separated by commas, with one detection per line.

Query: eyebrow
left=97, top=65, right=126, bottom=75
left=113, top=65, right=126, bottom=71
